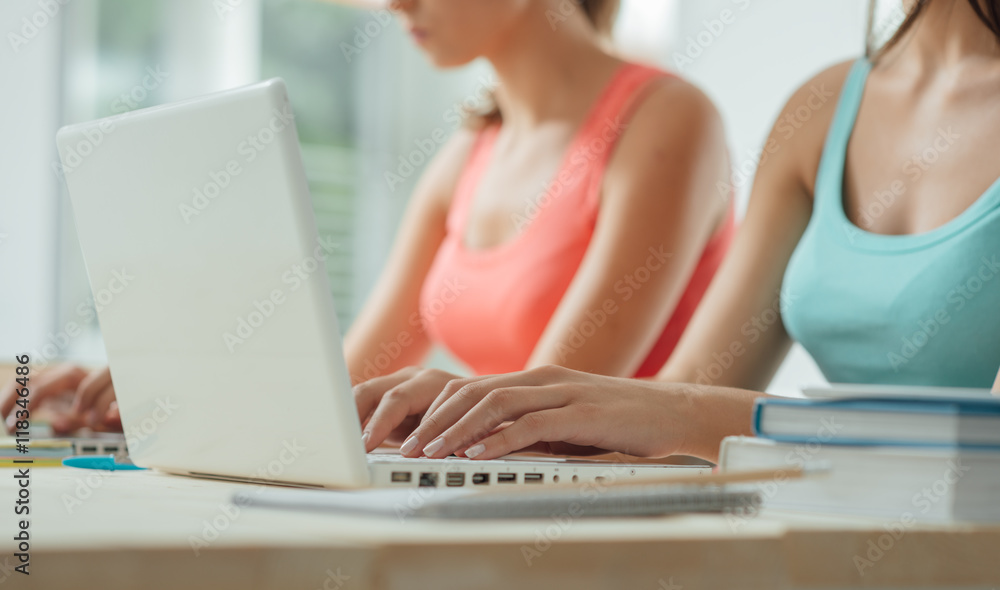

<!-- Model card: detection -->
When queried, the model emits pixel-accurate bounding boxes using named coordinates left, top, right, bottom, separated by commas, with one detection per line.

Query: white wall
left=663, top=0, right=869, bottom=210
left=681, top=0, right=868, bottom=395
left=616, top=0, right=870, bottom=394
left=0, top=1, right=64, bottom=359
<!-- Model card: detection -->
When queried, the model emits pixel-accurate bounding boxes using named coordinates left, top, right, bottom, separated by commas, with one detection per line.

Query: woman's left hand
left=400, top=365, right=696, bottom=461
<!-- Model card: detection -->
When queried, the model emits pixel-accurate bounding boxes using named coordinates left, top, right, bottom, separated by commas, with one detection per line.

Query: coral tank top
left=419, top=63, right=736, bottom=377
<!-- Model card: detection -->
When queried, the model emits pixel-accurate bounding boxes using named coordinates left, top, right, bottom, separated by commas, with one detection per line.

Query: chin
left=431, top=57, right=470, bottom=68
left=421, top=49, right=476, bottom=69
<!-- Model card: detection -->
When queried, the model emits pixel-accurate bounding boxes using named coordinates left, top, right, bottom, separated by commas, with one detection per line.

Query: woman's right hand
left=0, top=364, right=120, bottom=434
left=354, top=366, right=462, bottom=452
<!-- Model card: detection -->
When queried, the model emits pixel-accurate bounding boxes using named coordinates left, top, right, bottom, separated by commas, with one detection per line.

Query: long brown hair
left=578, top=0, right=620, bottom=39
left=867, top=0, right=1000, bottom=60
left=472, top=0, right=621, bottom=127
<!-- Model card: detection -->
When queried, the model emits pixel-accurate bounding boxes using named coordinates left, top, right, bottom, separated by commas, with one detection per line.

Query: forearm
left=666, top=381, right=769, bottom=462
left=344, top=320, right=432, bottom=384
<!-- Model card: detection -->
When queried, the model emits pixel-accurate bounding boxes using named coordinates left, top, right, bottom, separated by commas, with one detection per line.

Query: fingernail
left=422, top=436, right=445, bottom=457
left=361, top=432, right=370, bottom=447
left=400, top=435, right=419, bottom=455
left=465, top=443, right=486, bottom=459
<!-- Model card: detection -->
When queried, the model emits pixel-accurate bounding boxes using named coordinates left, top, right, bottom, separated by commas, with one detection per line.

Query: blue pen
left=62, top=455, right=148, bottom=471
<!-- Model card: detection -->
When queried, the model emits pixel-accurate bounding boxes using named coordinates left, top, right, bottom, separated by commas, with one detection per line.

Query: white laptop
left=56, top=78, right=709, bottom=489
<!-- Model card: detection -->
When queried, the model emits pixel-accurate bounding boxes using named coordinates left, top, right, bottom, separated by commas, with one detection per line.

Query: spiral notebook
left=233, top=482, right=760, bottom=519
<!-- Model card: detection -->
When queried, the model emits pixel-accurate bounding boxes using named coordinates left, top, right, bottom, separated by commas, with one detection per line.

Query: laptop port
left=497, top=473, right=516, bottom=484
left=104, top=446, right=119, bottom=453
left=81, top=445, right=98, bottom=453
left=471, top=473, right=490, bottom=485
left=391, top=471, right=412, bottom=483
left=524, top=473, right=543, bottom=484
left=446, top=472, right=465, bottom=487
left=418, top=473, right=439, bottom=487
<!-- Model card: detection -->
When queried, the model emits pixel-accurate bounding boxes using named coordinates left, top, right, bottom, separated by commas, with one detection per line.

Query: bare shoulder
left=608, top=75, right=724, bottom=172
left=768, top=59, right=857, bottom=195
left=621, top=75, right=725, bottom=154
left=604, top=74, right=726, bottom=209
left=409, top=125, right=480, bottom=210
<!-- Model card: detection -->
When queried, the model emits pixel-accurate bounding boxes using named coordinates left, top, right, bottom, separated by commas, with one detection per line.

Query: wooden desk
left=2, top=467, right=999, bottom=589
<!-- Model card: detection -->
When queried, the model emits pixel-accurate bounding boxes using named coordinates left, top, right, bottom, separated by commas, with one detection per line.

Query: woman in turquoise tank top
left=384, top=0, right=1000, bottom=463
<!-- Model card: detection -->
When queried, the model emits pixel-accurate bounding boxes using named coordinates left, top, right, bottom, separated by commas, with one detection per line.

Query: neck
left=484, top=6, right=617, bottom=131
left=892, top=0, right=1000, bottom=67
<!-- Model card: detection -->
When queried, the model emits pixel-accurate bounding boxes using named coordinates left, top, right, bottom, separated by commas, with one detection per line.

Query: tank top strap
left=814, top=58, right=873, bottom=218
left=575, top=64, right=676, bottom=210
left=447, top=63, right=673, bottom=234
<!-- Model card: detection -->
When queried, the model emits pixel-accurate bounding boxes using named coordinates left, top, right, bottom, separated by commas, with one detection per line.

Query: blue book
left=752, top=396, right=1000, bottom=448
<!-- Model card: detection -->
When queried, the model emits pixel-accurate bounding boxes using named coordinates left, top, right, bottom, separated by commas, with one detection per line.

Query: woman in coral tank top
left=388, top=0, right=1000, bottom=466
left=1, top=1, right=735, bottom=443
left=349, top=0, right=735, bottom=451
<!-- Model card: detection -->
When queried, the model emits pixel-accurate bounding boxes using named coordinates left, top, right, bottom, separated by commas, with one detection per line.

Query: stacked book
left=718, top=384, right=1000, bottom=523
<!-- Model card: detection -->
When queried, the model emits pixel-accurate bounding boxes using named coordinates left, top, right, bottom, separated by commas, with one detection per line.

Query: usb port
left=104, top=445, right=119, bottom=453
left=418, top=472, right=439, bottom=487
left=472, top=473, right=490, bottom=485
left=446, top=472, right=465, bottom=487
left=524, top=473, right=543, bottom=484
left=391, top=471, right=412, bottom=483
left=81, top=445, right=98, bottom=453
left=497, top=473, right=516, bottom=484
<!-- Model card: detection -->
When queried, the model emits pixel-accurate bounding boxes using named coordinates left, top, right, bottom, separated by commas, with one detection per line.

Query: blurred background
left=0, top=0, right=905, bottom=394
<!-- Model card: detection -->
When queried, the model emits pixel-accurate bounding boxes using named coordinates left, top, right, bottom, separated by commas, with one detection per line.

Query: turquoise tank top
left=781, top=59, right=1000, bottom=388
